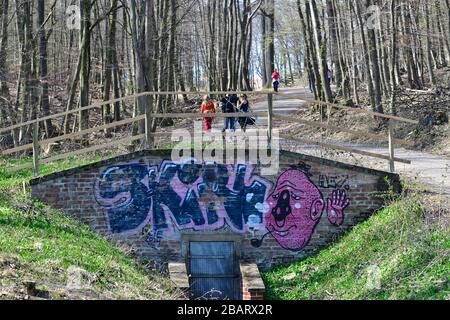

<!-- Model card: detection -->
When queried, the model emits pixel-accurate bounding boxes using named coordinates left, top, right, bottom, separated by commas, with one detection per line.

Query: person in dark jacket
left=237, top=94, right=255, bottom=132
left=221, top=89, right=239, bottom=133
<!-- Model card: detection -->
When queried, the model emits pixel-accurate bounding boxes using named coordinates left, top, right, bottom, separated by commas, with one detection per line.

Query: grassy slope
left=0, top=156, right=177, bottom=300
left=263, top=195, right=450, bottom=300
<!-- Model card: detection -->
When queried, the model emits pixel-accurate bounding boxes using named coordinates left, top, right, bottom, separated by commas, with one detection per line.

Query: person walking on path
left=327, top=68, right=334, bottom=85
left=200, top=95, right=216, bottom=132
left=238, top=94, right=255, bottom=132
left=221, top=90, right=239, bottom=133
left=272, top=70, right=280, bottom=92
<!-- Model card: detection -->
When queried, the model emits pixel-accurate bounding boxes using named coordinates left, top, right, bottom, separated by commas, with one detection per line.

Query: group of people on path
left=199, top=71, right=281, bottom=132
left=200, top=91, right=255, bottom=133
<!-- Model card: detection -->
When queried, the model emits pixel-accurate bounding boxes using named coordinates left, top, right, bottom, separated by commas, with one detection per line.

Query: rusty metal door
left=188, top=241, right=240, bottom=300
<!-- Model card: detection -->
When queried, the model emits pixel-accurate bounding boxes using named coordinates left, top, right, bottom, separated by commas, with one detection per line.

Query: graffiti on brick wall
left=94, top=160, right=272, bottom=236
left=93, top=160, right=350, bottom=252
left=319, top=174, right=350, bottom=190
left=252, top=167, right=350, bottom=251
left=142, top=226, right=164, bottom=250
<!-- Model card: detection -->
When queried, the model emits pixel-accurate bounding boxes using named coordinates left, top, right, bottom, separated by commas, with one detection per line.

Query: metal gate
left=188, top=241, right=240, bottom=300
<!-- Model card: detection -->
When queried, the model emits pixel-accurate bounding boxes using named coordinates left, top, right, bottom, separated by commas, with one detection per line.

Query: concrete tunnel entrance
left=168, top=235, right=266, bottom=301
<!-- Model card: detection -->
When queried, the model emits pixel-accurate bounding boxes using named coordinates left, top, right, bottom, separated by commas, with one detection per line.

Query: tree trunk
left=263, top=0, right=275, bottom=89
left=0, top=0, right=9, bottom=95
left=365, top=0, right=383, bottom=114
left=103, top=0, right=118, bottom=127
left=79, top=0, right=91, bottom=132
left=353, top=0, right=376, bottom=112
left=130, top=0, right=148, bottom=136
left=424, top=1, right=436, bottom=86
left=309, top=0, right=332, bottom=102
left=37, top=0, right=54, bottom=138
left=390, top=0, right=397, bottom=115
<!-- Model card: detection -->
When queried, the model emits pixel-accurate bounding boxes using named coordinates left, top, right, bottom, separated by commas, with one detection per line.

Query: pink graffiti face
left=265, top=169, right=325, bottom=251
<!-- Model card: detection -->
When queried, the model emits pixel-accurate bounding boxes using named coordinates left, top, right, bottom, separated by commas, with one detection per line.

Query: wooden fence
left=0, top=90, right=419, bottom=176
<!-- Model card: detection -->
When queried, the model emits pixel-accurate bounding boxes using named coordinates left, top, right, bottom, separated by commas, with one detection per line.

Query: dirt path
left=358, top=146, right=450, bottom=195
left=252, top=87, right=311, bottom=125
left=250, top=87, right=450, bottom=195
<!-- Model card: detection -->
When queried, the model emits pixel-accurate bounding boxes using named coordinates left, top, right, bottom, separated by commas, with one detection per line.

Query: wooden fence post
left=32, top=120, right=40, bottom=177
left=388, top=120, right=395, bottom=173
left=267, top=93, right=273, bottom=146
left=145, top=103, right=152, bottom=149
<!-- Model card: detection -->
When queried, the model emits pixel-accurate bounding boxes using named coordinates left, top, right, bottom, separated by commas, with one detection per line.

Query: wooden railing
left=0, top=90, right=419, bottom=175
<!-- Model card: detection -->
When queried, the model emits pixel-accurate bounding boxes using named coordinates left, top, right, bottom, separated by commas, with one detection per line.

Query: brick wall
left=241, top=263, right=265, bottom=300
left=30, top=150, right=400, bottom=270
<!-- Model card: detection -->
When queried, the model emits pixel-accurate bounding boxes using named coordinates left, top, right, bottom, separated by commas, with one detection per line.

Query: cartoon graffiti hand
left=327, top=190, right=349, bottom=226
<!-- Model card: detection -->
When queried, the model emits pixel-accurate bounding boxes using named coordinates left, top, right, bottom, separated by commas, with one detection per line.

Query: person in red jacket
left=200, top=95, right=216, bottom=131
left=272, top=70, right=280, bottom=92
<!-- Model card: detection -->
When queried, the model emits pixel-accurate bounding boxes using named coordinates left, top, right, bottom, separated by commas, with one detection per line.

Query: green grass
left=0, top=155, right=177, bottom=300
left=0, top=154, right=112, bottom=189
left=263, top=195, right=450, bottom=300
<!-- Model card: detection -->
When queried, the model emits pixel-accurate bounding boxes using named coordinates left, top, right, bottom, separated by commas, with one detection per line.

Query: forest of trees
left=1, top=0, right=450, bottom=148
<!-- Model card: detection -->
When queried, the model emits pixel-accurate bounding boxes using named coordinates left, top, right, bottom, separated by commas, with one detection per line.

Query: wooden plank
left=0, top=104, right=103, bottom=134
left=275, top=92, right=419, bottom=124
left=1, top=115, right=146, bottom=155
left=151, top=111, right=266, bottom=119
left=1, top=89, right=418, bottom=133
left=8, top=134, right=146, bottom=172
left=32, top=121, right=39, bottom=177
left=273, top=113, right=412, bottom=147
left=0, top=91, right=271, bottom=134
left=145, top=103, right=152, bottom=148
left=388, top=121, right=395, bottom=172
left=268, top=94, right=273, bottom=144
left=280, top=134, right=412, bottom=164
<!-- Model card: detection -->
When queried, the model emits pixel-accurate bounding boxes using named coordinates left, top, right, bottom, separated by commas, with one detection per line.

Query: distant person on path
left=237, top=94, right=255, bottom=133
left=307, top=74, right=313, bottom=93
left=272, top=70, right=280, bottom=92
left=327, top=68, right=334, bottom=84
left=221, top=90, right=239, bottom=133
left=200, top=95, right=216, bottom=132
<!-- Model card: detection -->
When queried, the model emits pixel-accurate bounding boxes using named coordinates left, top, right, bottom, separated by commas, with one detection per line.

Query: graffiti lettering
left=94, top=161, right=350, bottom=252
left=94, top=160, right=272, bottom=236
left=142, top=226, right=164, bottom=250
left=319, top=174, right=350, bottom=190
